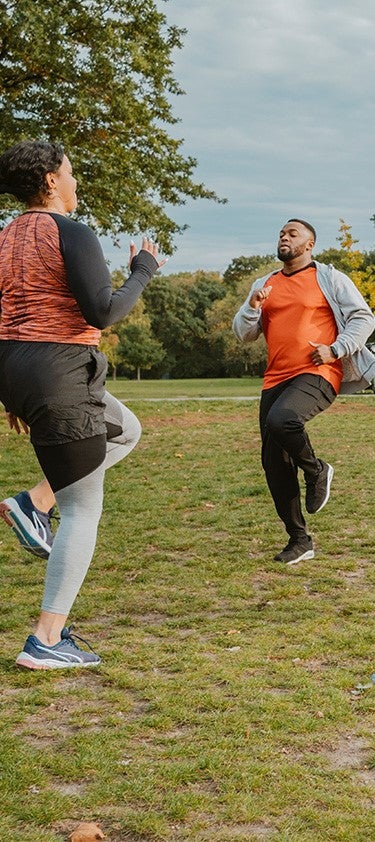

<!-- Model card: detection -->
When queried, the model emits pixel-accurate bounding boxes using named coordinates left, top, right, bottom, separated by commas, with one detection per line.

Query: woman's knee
left=126, top=411, right=142, bottom=446
left=112, top=408, right=141, bottom=447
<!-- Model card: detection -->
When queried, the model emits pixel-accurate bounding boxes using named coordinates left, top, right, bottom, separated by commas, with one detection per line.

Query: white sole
left=286, top=548, right=315, bottom=565
left=0, top=498, right=51, bottom=555
left=16, top=652, right=100, bottom=669
left=314, top=464, right=334, bottom=513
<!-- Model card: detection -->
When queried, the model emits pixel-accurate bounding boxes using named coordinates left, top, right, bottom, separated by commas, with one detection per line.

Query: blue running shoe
left=0, top=491, right=55, bottom=558
left=16, top=626, right=101, bottom=670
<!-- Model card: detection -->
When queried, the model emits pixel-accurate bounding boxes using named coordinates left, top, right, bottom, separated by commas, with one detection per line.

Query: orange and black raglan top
left=0, top=212, right=158, bottom=345
left=260, top=263, right=343, bottom=394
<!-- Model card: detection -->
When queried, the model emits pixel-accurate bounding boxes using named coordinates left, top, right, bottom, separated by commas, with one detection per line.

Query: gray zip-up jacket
left=232, top=261, right=375, bottom=394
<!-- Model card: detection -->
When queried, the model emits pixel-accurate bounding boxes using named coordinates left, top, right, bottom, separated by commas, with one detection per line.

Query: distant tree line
left=101, top=220, right=375, bottom=380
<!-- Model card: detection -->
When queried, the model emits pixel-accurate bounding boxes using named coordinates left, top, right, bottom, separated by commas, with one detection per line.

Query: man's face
left=277, top=222, right=314, bottom=262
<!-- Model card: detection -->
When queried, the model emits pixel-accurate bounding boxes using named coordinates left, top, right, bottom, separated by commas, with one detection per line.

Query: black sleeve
left=51, top=214, right=158, bottom=329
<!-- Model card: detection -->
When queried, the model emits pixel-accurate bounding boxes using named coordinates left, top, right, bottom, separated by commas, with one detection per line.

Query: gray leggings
left=41, top=392, right=141, bottom=614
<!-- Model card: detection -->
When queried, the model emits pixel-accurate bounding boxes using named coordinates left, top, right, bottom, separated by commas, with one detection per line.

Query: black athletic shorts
left=0, top=341, right=108, bottom=446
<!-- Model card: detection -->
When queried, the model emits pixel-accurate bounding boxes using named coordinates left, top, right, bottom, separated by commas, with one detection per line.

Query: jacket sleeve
left=232, top=277, right=267, bottom=341
left=329, top=268, right=375, bottom=358
left=55, top=216, right=158, bottom=329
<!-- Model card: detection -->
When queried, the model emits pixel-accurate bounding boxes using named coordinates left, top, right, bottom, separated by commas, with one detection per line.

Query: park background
left=1, top=1, right=375, bottom=840
left=100, top=220, right=375, bottom=382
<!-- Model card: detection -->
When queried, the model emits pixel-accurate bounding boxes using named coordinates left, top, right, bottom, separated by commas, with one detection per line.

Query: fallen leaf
left=69, top=822, right=105, bottom=841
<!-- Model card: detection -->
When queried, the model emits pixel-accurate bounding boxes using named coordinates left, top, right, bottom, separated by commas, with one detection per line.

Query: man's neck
left=282, top=255, right=313, bottom=275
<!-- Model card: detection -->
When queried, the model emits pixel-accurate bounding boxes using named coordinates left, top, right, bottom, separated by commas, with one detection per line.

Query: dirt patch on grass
left=53, top=673, right=107, bottom=693
left=298, top=657, right=332, bottom=673
left=325, top=400, right=375, bottom=416
left=132, top=611, right=169, bottom=626
left=22, top=713, right=103, bottom=745
left=195, top=821, right=276, bottom=840
left=328, top=735, right=366, bottom=769
left=19, top=705, right=82, bottom=745
left=52, top=780, right=87, bottom=797
left=16, top=681, right=109, bottom=747
left=267, top=686, right=292, bottom=696
left=54, top=821, right=153, bottom=841
left=324, top=734, right=375, bottom=785
left=145, top=410, right=254, bottom=429
left=338, top=565, right=368, bottom=585
left=160, top=725, right=194, bottom=741
left=127, top=696, right=151, bottom=721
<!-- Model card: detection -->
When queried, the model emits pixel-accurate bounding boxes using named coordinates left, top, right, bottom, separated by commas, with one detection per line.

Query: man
left=233, top=219, right=375, bottom=564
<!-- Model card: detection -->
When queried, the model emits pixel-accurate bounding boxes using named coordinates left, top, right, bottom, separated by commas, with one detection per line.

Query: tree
left=315, top=220, right=374, bottom=309
left=176, top=274, right=226, bottom=377
left=142, top=271, right=227, bottom=377
left=0, top=0, right=223, bottom=251
left=313, top=246, right=353, bottom=274
left=99, top=327, right=121, bottom=378
left=207, top=292, right=268, bottom=377
left=223, top=255, right=277, bottom=290
left=206, top=272, right=272, bottom=376
left=116, top=299, right=165, bottom=380
left=142, top=274, right=200, bottom=374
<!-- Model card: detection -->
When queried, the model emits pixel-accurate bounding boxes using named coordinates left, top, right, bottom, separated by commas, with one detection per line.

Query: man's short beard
left=277, top=243, right=306, bottom=262
left=277, top=246, right=293, bottom=261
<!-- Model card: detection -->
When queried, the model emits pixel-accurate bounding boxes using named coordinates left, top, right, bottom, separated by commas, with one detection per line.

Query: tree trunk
left=137, top=366, right=141, bottom=381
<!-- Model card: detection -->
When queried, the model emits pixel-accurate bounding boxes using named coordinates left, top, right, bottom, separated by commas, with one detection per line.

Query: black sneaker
left=305, top=461, right=334, bottom=514
left=274, top=536, right=314, bottom=565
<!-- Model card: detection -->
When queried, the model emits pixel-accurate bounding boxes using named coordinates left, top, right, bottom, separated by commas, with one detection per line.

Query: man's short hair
left=287, top=218, right=316, bottom=244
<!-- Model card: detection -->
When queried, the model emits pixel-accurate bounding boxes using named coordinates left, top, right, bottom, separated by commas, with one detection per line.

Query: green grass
left=0, top=383, right=374, bottom=841
left=107, top=376, right=264, bottom=400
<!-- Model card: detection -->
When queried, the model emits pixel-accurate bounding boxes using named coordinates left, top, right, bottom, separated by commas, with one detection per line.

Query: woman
left=0, top=139, right=165, bottom=669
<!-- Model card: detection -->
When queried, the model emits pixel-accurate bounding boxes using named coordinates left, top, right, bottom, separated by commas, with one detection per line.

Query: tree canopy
left=223, top=254, right=277, bottom=289
left=315, top=220, right=375, bottom=309
left=0, top=0, right=223, bottom=250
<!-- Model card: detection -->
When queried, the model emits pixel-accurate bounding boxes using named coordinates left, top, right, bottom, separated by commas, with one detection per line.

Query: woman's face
left=50, top=155, right=78, bottom=213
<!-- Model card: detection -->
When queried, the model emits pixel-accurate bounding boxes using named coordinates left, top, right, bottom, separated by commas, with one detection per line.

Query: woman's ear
left=45, top=171, right=57, bottom=192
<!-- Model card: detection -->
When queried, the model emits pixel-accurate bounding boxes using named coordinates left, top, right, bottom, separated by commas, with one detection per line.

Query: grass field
left=107, top=377, right=264, bottom=400
left=0, top=381, right=374, bottom=842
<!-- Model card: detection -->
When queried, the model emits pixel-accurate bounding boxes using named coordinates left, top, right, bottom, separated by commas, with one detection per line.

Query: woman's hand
left=129, top=237, right=168, bottom=269
left=5, top=412, right=29, bottom=434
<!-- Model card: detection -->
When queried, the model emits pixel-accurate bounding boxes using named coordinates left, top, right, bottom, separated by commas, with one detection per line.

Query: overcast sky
left=107, top=0, right=375, bottom=274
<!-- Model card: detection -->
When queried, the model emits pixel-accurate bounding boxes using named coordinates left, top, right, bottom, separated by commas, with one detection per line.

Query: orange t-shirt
left=260, top=265, right=343, bottom=393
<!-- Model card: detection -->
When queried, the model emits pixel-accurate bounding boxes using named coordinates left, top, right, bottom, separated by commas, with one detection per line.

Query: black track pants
left=259, top=373, right=336, bottom=540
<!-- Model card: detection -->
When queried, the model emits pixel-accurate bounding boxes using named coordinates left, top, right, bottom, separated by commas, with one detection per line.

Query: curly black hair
left=0, top=140, right=65, bottom=204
